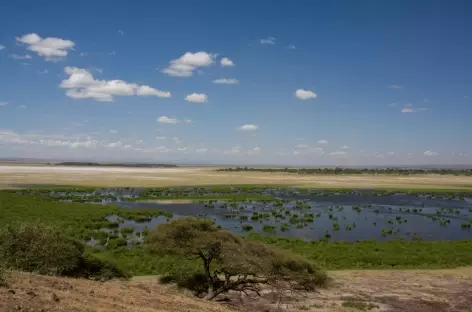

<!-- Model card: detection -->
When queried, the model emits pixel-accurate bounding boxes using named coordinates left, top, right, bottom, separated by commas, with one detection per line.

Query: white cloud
left=109, top=129, right=117, bottom=134
left=60, top=67, right=171, bottom=102
left=401, top=106, right=427, bottom=113
left=196, top=148, right=208, bottom=154
left=238, top=124, right=258, bottom=131
left=286, top=44, right=296, bottom=49
left=157, top=116, right=178, bottom=124
left=162, top=52, right=216, bottom=77
left=388, top=102, right=398, bottom=107
left=184, top=119, right=193, bottom=124
left=260, top=37, right=276, bottom=44
left=177, top=147, right=188, bottom=151
left=107, top=141, right=123, bottom=148
left=220, top=57, right=234, bottom=67
left=247, top=147, right=261, bottom=155
left=185, top=93, right=208, bottom=103
left=0, top=101, right=8, bottom=106
left=224, top=146, right=241, bottom=154
left=37, top=69, right=48, bottom=75
left=16, top=33, right=75, bottom=61
left=389, top=85, right=404, bottom=89
left=17, top=105, right=26, bottom=109
left=117, top=30, right=124, bottom=35
left=0, top=44, right=5, bottom=50
left=341, top=145, right=350, bottom=149
left=318, top=140, right=328, bottom=144
left=136, top=85, right=171, bottom=98
left=296, top=144, right=309, bottom=149
left=329, top=151, right=347, bottom=156
left=295, top=89, right=317, bottom=100
left=156, top=136, right=166, bottom=140
left=9, top=54, right=32, bottom=60
left=172, top=137, right=181, bottom=144
left=79, top=52, right=88, bottom=57
left=212, top=78, right=239, bottom=85
left=424, top=150, right=438, bottom=156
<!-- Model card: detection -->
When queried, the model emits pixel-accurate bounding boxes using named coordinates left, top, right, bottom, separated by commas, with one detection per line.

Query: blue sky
left=0, top=0, right=471, bottom=166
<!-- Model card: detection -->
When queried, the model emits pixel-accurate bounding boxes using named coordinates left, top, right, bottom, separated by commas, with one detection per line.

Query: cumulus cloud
left=389, top=85, right=404, bottom=89
left=136, top=85, right=171, bottom=97
left=162, top=52, right=216, bottom=77
left=260, top=37, right=276, bottom=44
left=9, top=54, right=32, bottom=60
left=295, top=89, right=317, bottom=100
left=60, top=67, right=171, bottom=102
left=157, top=116, right=178, bottom=124
left=424, top=150, right=438, bottom=156
left=318, top=140, right=328, bottom=144
left=185, top=93, right=208, bottom=103
left=220, top=57, right=234, bottom=67
left=212, top=78, right=239, bottom=85
left=16, top=33, right=75, bottom=61
left=238, top=124, right=258, bottom=131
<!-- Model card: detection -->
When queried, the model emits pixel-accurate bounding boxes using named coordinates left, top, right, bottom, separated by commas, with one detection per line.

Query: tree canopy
left=148, top=218, right=327, bottom=300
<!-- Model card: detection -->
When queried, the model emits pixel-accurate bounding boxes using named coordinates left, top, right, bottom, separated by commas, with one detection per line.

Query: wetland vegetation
left=1, top=185, right=472, bottom=279
left=218, top=166, right=472, bottom=176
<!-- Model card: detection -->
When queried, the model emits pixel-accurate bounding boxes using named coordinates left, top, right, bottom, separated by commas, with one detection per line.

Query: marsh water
left=109, top=192, right=472, bottom=242
left=22, top=188, right=472, bottom=242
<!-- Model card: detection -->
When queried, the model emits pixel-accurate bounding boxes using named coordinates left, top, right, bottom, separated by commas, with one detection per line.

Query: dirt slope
left=1, top=268, right=472, bottom=312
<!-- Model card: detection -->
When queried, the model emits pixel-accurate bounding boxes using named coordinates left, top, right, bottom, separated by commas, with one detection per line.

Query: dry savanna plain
left=1, top=164, right=472, bottom=190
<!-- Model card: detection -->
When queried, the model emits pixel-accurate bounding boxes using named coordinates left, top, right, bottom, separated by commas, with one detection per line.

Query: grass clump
left=342, top=300, right=379, bottom=310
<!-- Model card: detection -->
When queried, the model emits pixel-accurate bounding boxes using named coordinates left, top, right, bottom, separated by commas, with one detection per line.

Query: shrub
left=0, top=222, right=129, bottom=280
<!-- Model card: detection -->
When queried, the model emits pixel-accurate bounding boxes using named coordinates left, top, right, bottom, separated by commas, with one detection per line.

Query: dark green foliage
left=149, top=218, right=327, bottom=300
left=242, top=224, right=253, bottom=231
left=0, top=222, right=129, bottom=280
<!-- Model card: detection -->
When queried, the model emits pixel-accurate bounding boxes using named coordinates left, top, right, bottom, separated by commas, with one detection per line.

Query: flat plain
left=1, top=165, right=472, bottom=190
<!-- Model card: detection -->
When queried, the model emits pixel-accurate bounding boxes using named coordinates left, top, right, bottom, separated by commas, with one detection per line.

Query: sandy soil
left=1, top=165, right=472, bottom=190
left=2, top=269, right=471, bottom=312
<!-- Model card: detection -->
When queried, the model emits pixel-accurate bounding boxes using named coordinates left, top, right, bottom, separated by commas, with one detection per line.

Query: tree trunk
left=202, top=257, right=216, bottom=300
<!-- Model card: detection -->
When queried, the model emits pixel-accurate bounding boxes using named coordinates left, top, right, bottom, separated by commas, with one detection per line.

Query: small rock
left=26, top=290, right=37, bottom=298
left=51, top=293, right=60, bottom=302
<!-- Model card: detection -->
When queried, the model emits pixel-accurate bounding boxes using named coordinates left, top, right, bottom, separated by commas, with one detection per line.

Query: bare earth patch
left=3, top=269, right=468, bottom=312
left=1, top=165, right=472, bottom=190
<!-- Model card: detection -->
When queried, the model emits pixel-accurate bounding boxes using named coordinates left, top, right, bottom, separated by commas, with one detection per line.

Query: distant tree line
left=54, top=162, right=178, bottom=168
left=217, top=167, right=472, bottom=176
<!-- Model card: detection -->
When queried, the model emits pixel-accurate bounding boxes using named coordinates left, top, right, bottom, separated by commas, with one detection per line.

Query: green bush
left=0, top=222, right=129, bottom=280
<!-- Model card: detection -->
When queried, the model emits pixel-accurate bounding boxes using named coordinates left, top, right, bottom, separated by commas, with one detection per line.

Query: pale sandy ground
left=2, top=269, right=471, bottom=312
left=1, top=165, right=472, bottom=190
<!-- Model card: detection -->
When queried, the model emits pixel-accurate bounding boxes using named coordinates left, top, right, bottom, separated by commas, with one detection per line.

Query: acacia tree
left=148, top=218, right=327, bottom=300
